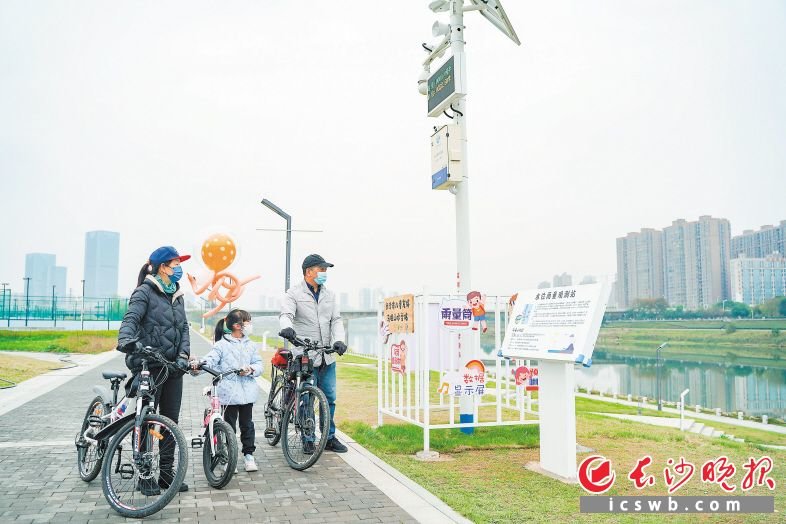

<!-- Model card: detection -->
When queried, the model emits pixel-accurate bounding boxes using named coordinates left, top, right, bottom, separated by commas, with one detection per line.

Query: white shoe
left=243, top=454, right=258, bottom=472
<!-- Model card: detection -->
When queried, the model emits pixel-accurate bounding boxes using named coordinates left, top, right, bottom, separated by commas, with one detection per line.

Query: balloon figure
left=187, top=233, right=260, bottom=318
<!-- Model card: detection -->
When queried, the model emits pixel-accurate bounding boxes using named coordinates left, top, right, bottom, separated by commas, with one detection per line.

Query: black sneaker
left=325, top=438, right=347, bottom=453
left=303, top=440, right=316, bottom=455
left=158, top=477, right=189, bottom=492
left=138, top=478, right=160, bottom=496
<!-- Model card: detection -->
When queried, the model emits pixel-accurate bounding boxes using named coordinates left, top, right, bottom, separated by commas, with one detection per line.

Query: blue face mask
left=169, top=265, right=183, bottom=283
left=315, top=272, right=327, bottom=285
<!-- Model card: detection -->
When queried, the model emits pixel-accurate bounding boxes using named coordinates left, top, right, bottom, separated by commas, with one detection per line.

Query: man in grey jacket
left=279, top=254, right=348, bottom=453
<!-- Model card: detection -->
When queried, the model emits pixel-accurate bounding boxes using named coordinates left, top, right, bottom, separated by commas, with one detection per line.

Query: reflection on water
left=576, top=352, right=786, bottom=418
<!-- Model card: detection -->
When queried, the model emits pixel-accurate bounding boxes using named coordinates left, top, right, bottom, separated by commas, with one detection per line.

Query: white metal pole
left=378, top=304, right=384, bottom=427
left=450, top=2, right=470, bottom=295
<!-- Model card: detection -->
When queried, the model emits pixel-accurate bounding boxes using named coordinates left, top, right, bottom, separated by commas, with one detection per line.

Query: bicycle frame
left=194, top=365, right=242, bottom=458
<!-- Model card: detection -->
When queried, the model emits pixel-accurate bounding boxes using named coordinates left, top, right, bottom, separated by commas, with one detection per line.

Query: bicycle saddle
left=102, top=371, right=128, bottom=380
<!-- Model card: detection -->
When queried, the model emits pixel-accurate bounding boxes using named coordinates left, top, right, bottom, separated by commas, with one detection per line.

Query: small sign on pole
left=431, top=124, right=463, bottom=190
left=427, top=55, right=466, bottom=118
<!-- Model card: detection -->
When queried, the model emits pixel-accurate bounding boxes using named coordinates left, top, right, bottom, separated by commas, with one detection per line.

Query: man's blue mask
left=315, top=272, right=327, bottom=285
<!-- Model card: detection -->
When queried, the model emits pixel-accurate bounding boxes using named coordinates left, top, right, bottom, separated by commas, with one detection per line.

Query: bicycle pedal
left=263, top=428, right=277, bottom=439
left=119, top=464, right=135, bottom=480
left=191, top=437, right=203, bottom=448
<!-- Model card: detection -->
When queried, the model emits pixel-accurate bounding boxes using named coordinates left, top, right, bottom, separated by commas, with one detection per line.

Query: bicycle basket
left=271, top=349, right=290, bottom=369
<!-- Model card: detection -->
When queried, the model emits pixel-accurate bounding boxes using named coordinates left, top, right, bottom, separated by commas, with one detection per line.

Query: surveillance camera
left=428, top=0, right=450, bottom=13
left=432, top=21, right=451, bottom=38
left=418, top=68, right=430, bottom=95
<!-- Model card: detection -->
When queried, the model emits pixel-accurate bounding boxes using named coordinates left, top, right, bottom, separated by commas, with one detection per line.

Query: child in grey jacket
left=200, top=309, right=262, bottom=472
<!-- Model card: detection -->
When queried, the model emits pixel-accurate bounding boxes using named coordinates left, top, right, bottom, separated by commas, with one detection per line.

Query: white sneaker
left=243, top=454, right=258, bottom=472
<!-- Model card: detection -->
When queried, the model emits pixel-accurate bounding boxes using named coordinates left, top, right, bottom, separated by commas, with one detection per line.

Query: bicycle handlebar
left=196, top=363, right=244, bottom=381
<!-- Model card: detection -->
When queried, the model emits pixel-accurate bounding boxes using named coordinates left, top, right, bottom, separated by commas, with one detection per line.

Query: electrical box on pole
left=431, top=124, right=463, bottom=190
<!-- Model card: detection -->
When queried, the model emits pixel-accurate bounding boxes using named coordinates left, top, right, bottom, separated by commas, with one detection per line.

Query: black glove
left=279, top=328, right=296, bottom=341
left=176, top=356, right=190, bottom=373
left=333, top=341, right=347, bottom=356
left=119, top=340, right=143, bottom=354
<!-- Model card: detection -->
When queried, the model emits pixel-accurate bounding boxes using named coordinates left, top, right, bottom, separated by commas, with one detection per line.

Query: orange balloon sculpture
left=188, top=233, right=260, bottom=318
left=201, top=234, right=236, bottom=272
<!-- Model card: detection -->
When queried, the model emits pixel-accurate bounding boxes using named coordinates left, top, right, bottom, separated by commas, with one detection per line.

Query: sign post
left=501, top=282, right=611, bottom=481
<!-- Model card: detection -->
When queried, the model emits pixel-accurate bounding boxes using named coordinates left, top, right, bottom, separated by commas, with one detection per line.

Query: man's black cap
left=302, top=254, right=334, bottom=272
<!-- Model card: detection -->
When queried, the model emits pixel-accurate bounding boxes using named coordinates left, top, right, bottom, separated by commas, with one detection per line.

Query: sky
left=1, top=0, right=785, bottom=306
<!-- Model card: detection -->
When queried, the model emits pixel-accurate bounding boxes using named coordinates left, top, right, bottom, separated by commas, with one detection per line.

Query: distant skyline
left=2, top=1, right=785, bottom=307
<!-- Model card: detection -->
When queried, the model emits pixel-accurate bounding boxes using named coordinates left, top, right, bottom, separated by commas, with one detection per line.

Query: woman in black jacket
left=117, top=245, right=191, bottom=494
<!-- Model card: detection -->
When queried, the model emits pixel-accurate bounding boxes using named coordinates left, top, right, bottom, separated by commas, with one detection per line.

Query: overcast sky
left=1, top=1, right=785, bottom=306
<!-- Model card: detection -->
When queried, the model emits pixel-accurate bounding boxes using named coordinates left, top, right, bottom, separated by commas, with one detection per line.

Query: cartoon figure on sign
left=390, top=340, right=408, bottom=374
left=187, top=233, right=261, bottom=318
left=379, top=319, right=391, bottom=345
left=466, top=291, right=487, bottom=333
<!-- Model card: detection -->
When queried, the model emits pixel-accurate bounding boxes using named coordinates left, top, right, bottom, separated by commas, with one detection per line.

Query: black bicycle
left=75, top=369, right=127, bottom=482
left=264, top=334, right=338, bottom=470
left=85, top=346, right=189, bottom=518
left=189, top=363, right=243, bottom=489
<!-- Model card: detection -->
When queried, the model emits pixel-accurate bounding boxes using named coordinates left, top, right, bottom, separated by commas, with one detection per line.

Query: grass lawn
left=604, top=320, right=786, bottom=330
left=252, top=343, right=786, bottom=522
left=0, top=330, right=118, bottom=354
left=0, top=353, right=63, bottom=384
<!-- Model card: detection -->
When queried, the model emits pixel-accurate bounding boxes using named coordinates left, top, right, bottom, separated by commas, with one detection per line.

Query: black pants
left=224, top=403, right=256, bottom=455
left=154, top=373, right=183, bottom=483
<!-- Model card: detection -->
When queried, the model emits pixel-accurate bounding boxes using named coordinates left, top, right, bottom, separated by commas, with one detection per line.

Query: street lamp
left=81, top=279, right=85, bottom=331
left=260, top=199, right=292, bottom=293
left=23, top=277, right=31, bottom=327
left=52, top=285, right=57, bottom=328
left=1, top=282, right=8, bottom=327
left=657, top=342, right=668, bottom=411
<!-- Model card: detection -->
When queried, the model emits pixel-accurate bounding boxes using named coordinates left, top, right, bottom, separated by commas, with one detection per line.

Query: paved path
left=0, top=334, right=417, bottom=523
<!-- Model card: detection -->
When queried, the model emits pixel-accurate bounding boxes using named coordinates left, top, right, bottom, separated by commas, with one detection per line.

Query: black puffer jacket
left=118, top=276, right=190, bottom=372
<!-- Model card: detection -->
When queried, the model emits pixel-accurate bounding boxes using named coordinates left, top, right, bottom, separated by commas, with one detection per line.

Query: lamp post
left=1, top=282, right=8, bottom=327
left=260, top=199, right=292, bottom=293
left=23, top=277, right=31, bottom=327
left=81, top=279, right=85, bottom=331
left=657, top=342, right=668, bottom=411
left=52, top=285, right=57, bottom=328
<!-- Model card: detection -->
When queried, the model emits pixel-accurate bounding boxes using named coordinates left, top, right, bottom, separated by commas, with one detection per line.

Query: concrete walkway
left=0, top=334, right=426, bottom=523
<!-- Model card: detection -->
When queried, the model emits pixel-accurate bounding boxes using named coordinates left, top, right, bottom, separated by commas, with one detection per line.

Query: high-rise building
left=359, top=288, right=373, bottom=310
left=580, top=275, right=597, bottom=285
left=731, top=221, right=786, bottom=259
left=552, top=273, right=572, bottom=287
left=615, top=229, right=664, bottom=309
left=730, top=253, right=786, bottom=306
left=51, top=266, right=67, bottom=298
left=339, top=292, right=349, bottom=311
left=84, top=231, right=120, bottom=298
left=24, top=253, right=55, bottom=298
left=663, top=216, right=731, bottom=310
left=537, top=281, right=551, bottom=289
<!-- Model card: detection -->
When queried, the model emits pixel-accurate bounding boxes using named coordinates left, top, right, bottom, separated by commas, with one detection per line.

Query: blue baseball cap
left=149, top=246, right=191, bottom=266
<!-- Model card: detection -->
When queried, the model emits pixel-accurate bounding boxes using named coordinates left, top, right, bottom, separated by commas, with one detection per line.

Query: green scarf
left=155, top=275, right=177, bottom=295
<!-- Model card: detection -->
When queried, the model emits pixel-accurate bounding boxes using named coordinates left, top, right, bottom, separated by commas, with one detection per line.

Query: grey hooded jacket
left=118, top=275, right=190, bottom=372
left=279, top=280, right=345, bottom=366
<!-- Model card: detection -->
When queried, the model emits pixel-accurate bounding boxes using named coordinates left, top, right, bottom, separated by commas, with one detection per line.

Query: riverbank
left=596, top=325, right=786, bottom=366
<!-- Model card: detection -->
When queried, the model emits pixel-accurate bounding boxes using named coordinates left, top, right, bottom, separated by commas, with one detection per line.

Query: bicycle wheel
left=202, top=419, right=237, bottom=489
left=76, top=396, right=107, bottom=482
left=281, top=384, right=330, bottom=471
left=264, top=376, right=286, bottom=446
left=101, top=413, right=188, bottom=518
